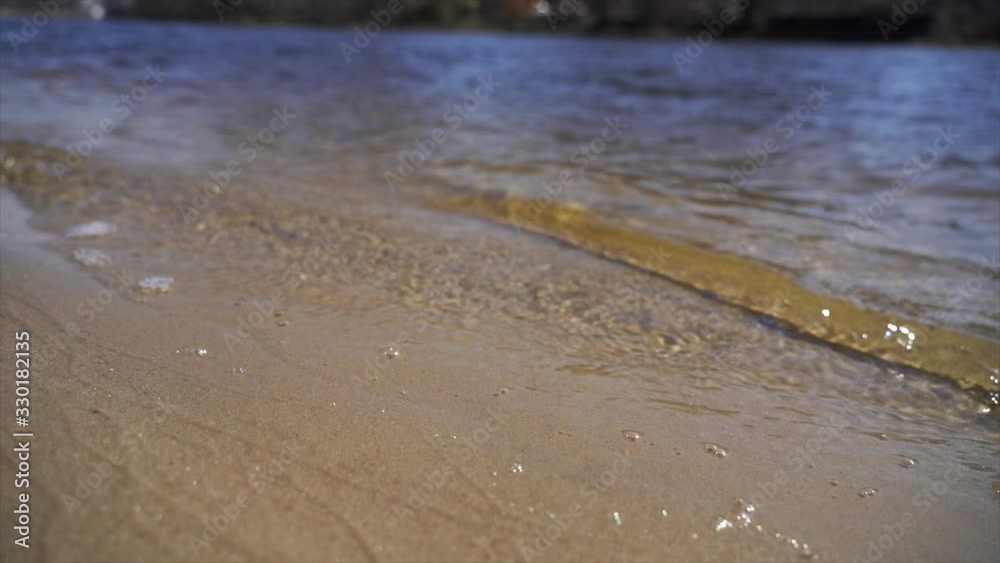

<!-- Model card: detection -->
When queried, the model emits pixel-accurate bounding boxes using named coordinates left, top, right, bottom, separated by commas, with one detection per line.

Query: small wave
left=428, top=190, right=999, bottom=396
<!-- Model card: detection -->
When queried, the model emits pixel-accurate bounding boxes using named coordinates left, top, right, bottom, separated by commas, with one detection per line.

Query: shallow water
left=4, top=17, right=997, bottom=389
left=1, top=17, right=999, bottom=561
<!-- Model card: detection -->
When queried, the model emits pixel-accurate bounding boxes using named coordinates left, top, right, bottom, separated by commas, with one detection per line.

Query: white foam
left=136, top=276, right=174, bottom=294
left=66, top=221, right=117, bottom=239
left=71, top=248, right=112, bottom=267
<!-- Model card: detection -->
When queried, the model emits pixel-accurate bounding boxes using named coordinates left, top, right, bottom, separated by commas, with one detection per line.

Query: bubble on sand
left=383, top=345, right=400, bottom=359
left=66, top=221, right=116, bottom=238
left=898, top=456, right=917, bottom=468
left=137, top=276, right=174, bottom=294
left=71, top=248, right=111, bottom=267
left=857, top=487, right=877, bottom=498
left=735, top=499, right=755, bottom=527
left=703, top=442, right=728, bottom=457
left=622, top=430, right=642, bottom=442
left=774, top=532, right=816, bottom=559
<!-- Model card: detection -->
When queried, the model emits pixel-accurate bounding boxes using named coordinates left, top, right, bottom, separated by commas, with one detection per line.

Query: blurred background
left=1, top=0, right=998, bottom=42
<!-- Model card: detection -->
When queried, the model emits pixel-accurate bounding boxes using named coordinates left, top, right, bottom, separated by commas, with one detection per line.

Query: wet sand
left=1, top=19, right=999, bottom=563
left=1, top=142, right=998, bottom=562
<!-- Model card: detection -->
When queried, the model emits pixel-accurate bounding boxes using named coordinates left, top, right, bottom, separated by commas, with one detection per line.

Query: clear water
left=2, top=17, right=999, bottom=561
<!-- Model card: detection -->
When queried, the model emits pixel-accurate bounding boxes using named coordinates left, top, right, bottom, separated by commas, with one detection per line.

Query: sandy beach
left=1, top=14, right=999, bottom=563
left=1, top=138, right=998, bottom=562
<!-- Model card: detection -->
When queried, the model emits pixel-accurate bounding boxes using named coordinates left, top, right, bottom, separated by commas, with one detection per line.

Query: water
left=65, top=220, right=116, bottom=238
left=136, top=275, right=174, bottom=293
left=703, top=442, right=729, bottom=457
left=71, top=247, right=111, bottom=267
left=4, top=19, right=997, bottom=363
left=0, top=17, right=996, bottom=401
left=857, top=487, right=878, bottom=498
left=1, top=20, right=999, bottom=559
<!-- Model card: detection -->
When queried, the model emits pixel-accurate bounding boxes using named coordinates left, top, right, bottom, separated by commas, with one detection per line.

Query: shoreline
left=1, top=152, right=998, bottom=561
